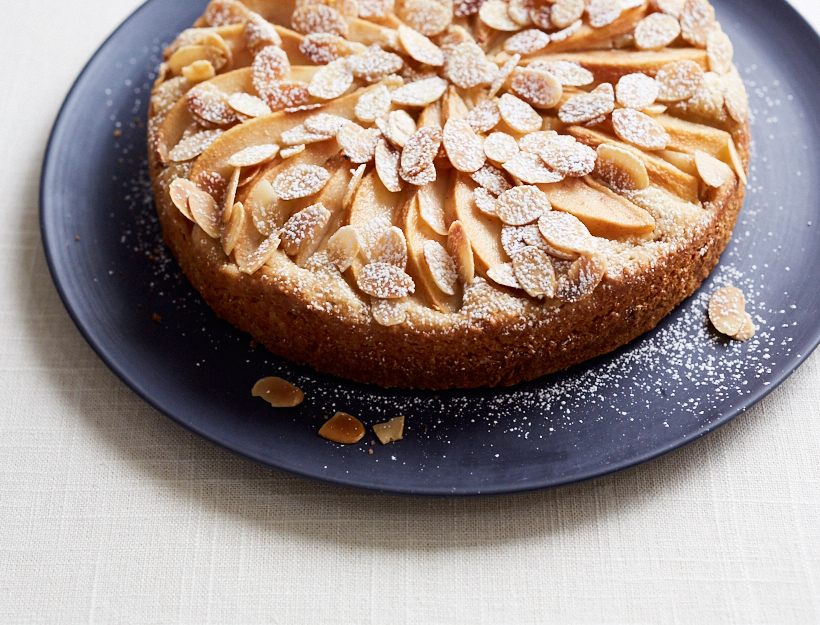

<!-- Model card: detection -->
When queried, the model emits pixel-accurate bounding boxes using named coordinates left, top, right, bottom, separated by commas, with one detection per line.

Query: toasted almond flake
left=196, top=171, right=228, bottom=203
left=235, top=228, right=281, bottom=274
left=373, top=416, right=405, bottom=443
left=511, top=68, right=563, bottom=109
left=379, top=110, right=417, bottom=148
left=188, top=185, right=222, bottom=238
left=551, top=0, right=584, bottom=28
left=454, top=0, right=485, bottom=17
left=272, top=164, right=331, bottom=200
left=497, top=93, right=542, bottom=133
left=300, top=32, right=364, bottom=64
left=483, top=131, right=519, bottom=164
left=345, top=46, right=404, bottom=82
left=467, top=99, right=502, bottom=133
left=227, top=92, right=272, bottom=119
left=280, top=124, right=331, bottom=146
left=679, top=0, right=715, bottom=48
left=303, top=113, right=348, bottom=137
left=292, top=4, right=348, bottom=36
left=549, top=18, right=582, bottom=42
left=538, top=136, right=596, bottom=177
left=708, top=286, right=746, bottom=336
left=595, top=143, right=649, bottom=190
left=479, top=0, right=521, bottom=30
left=537, top=210, right=595, bottom=256
left=200, top=1, right=249, bottom=27
left=319, top=412, right=366, bottom=444
left=444, top=42, right=495, bottom=89
left=487, top=263, right=521, bottom=289
left=423, top=240, right=459, bottom=295
left=521, top=222, right=563, bottom=256
left=222, top=201, right=244, bottom=255
left=448, top=220, right=475, bottom=283
left=723, top=69, right=748, bottom=123
left=337, top=123, right=381, bottom=163
left=694, top=150, right=732, bottom=188
left=656, top=59, right=703, bottom=102
left=401, top=126, right=442, bottom=180
left=308, top=58, right=355, bottom=99
left=358, top=216, right=392, bottom=260
left=503, top=151, right=564, bottom=184
left=280, top=203, right=332, bottom=256
left=227, top=144, right=280, bottom=168
left=244, top=14, right=282, bottom=53
left=634, top=13, right=681, bottom=50
left=558, top=83, right=615, bottom=124
left=615, top=73, right=660, bottom=110
left=653, top=0, right=684, bottom=17
left=418, top=184, right=448, bottom=235
left=508, top=0, right=533, bottom=26
left=398, top=25, right=444, bottom=66
left=390, top=76, right=448, bottom=106
left=223, top=167, right=241, bottom=222
left=511, top=246, right=556, bottom=298
left=530, top=60, right=594, bottom=87
left=396, top=0, right=452, bottom=36
left=496, top=184, right=551, bottom=225
left=374, top=139, right=403, bottom=193
left=353, top=86, right=390, bottom=123
left=518, top=130, right=553, bottom=155
left=257, top=80, right=312, bottom=111
left=186, top=83, right=238, bottom=126
left=471, top=163, right=513, bottom=196
left=490, top=53, right=521, bottom=97
left=643, top=103, right=667, bottom=115
left=345, top=164, right=369, bottom=211
left=401, top=161, right=437, bottom=186
left=252, top=45, right=290, bottom=91
left=586, top=0, right=621, bottom=28
left=168, top=129, right=222, bottom=162
left=504, top=29, right=550, bottom=56
left=327, top=225, right=362, bottom=271
left=168, top=43, right=227, bottom=76
left=169, top=178, right=197, bottom=221
left=732, top=312, right=755, bottom=341
left=371, top=298, right=407, bottom=326
left=358, top=262, right=416, bottom=298
left=181, top=59, right=217, bottom=83
left=500, top=224, right=531, bottom=257
left=252, top=376, right=304, bottom=408
left=372, top=226, right=408, bottom=267
left=611, top=108, right=670, bottom=150
left=557, top=252, right=606, bottom=302
left=280, top=144, right=306, bottom=159
left=359, top=0, right=395, bottom=18
left=528, top=3, right=552, bottom=29
left=442, top=119, right=486, bottom=173
left=706, top=28, right=733, bottom=75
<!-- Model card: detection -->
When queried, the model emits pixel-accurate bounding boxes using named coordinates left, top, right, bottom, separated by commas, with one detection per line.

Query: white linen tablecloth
left=2, top=1, right=819, bottom=622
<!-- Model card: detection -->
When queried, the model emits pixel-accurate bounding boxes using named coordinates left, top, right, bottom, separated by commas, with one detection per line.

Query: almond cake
left=148, top=0, right=749, bottom=389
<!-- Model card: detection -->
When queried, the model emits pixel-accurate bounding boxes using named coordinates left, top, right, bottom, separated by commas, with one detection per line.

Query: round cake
left=148, top=0, right=749, bottom=389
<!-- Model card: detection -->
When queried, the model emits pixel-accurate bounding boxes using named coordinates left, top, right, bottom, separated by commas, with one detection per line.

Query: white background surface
left=2, top=1, right=820, bottom=623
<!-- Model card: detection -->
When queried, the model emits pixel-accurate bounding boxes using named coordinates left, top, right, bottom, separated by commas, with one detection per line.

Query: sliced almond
left=300, top=32, right=366, bottom=64
left=374, top=139, right=403, bottom=193
left=706, top=28, right=733, bottom=75
left=487, top=263, right=521, bottom=289
left=343, top=163, right=368, bottom=210
left=656, top=59, right=703, bottom=102
left=252, top=45, right=290, bottom=90
left=244, top=14, right=282, bottom=54
left=611, top=108, right=670, bottom=150
left=479, top=0, right=521, bottom=31
left=390, top=76, right=449, bottom=106
left=418, top=183, right=449, bottom=235
left=373, top=415, right=406, bottom=443
left=634, top=13, right=681, bottom=50
left=557, top=252, right=606, bottom=302
left=168, top=129, right=222, bottom=163
left=396, top=0, right=452, bottom=36
left=586, top=0, right=622, bottom=28
left=398, top=25, right=444, bottom=66
left=679, top=0, right=715, bottom=48
left=558, top=83, right=615, bottom=124
left=319, top=412, right=365, bottom=444
left=337, top=123, right=381, bottom=163
left=372, top=226, right=408, bottom=268
left=280, top=203, right=332, bottom=256
left=467, top=99, right=502, bottom=134
left=227, top=92, right=272, bottom=118
left=529, top=3, right=552, bottom=29
left=228, top=144, right=280, bottom=168
left=504, top=29, right=551, bottom=56
left=187, top=185, right=222, bottom=238
left=508, top=0, right=533, bottom=27
left=503, top=152, right=564, bottom=184
left=346, top=47, right=405, bottom=82
left=234, top=227, right=281, bottom=275
left=616, top=73, right=660, bottom=110
left=443, top=119, right=486, bottom=173
left=400, top=126, right=442, bottom=183
left=272, top=164, right=331, bottom=200
left=708, top=285, right=746, bottom=337
left=304, top=113, right=349, bottom=137
left=496, top=185, right=551, bottom=225
left=355, top=84, right=392, bottom=123
left=732, top=312, right=756, bottom=342
left=423, top=240, right=459, bottom=295
left=595, top=143, right=650, bottom=190
left=292, top=4, right=349, bottom=37
left=653, top=0, right=684, bottom=17
left=538, top=135, right=596, bottom=177
left=501, top=224, right=533, bottom=257
left=551, top=0, right=584, bottom=28
left=380, top=110, right=417, bottom=148
left=308, top=58, right=355, bottom=99
left=471, top=162, right=514, bottom=196
left=371, top=298, right=407, bottom=326
left=548, top=18, right=583, bottom=42
left=222, top=201, right=245, bottom=255
left=181, top=59, right=217, bottom=83
left=444, top=42, right=495, bottom=89
left=497, top=93, right=542, bottom=133
left=694, top=150, right=732, bottom=188
left=723, top=69, right=748, bottom=123
left=358, top=262, right=416, bottom=298
left=257, top=80, right=312, bottom=111
left=537, top=210, right=596, bottom=257
left=473, top=186, right=498, bottom=217
left=483, top=132, right=520, bottom=164
left=530, top=60, right=594, bottom=87
left=169, top=178, right=197, bottom=221
left=448, top=220, right=475, bottom=284
left=512, top=246, right=556, bottom=298
left=511, top=68, right=564, bottom=109
left=252, top=377, right=304, bottom=408
left=359, top=0, right=395, bottom=18
left=186, top=83, right=237, bottom=126
left=490, top=53, right=521, bottom=97
left=327, top=225, right=362, bottom=271
left=280, top=124, right=332, bottom=147
left=280, top=144, right=307, bottom=159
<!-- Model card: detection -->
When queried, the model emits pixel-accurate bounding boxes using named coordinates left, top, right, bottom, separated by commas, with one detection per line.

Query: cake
left=148, top=0, right=749, bottom=389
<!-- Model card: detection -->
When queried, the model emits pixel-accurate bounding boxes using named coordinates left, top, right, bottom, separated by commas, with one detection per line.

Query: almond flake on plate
left=732, top=312, right=756, bottom=342
left=503, top=151, right=564, bottom=184
left=423, top=240, right=459, bottom=295
left=708, top=285, right=746, bottom=337
left=252, top=377, right=305, bottom=408
left=391, top=76, right=449, bottom=106
left=443, top=119, right=486, bottom=173
left=558, top=83, right=615, bottom=124
left=318, top=412, right=366, bottom=444
left=496, top=184, right=551, bottom=225
left=634, top=12, right=681, bottom=50
left=615, top=72, right=660, bottom=110
left=227, top=144, right=280, bottom=168
left=373, top=415, right=406, bottom=443
left=511, top=246, right=556, bottom=298
left=497, top=93, right=542, bottom=133
left=358, top=262, right=416, bottom=298
left=612, top=108, right=670, bottom=150
left=483, top=131, right=520, bottom=164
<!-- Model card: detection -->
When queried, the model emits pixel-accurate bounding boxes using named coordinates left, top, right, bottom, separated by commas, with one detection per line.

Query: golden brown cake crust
left=149, top=0, right=751, bottom=390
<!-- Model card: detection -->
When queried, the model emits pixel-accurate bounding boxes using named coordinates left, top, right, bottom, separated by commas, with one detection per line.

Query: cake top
left=151, top=0, right=747, bottom=325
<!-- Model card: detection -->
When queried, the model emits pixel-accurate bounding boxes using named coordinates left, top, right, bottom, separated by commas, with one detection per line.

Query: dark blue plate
left=41, top=0, right=820, bottom=495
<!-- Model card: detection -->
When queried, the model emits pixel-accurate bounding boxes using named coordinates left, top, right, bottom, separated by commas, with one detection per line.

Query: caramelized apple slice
left=538, top=176, right=655, bottom=239
left=654, top=114, right=735, bottom=162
